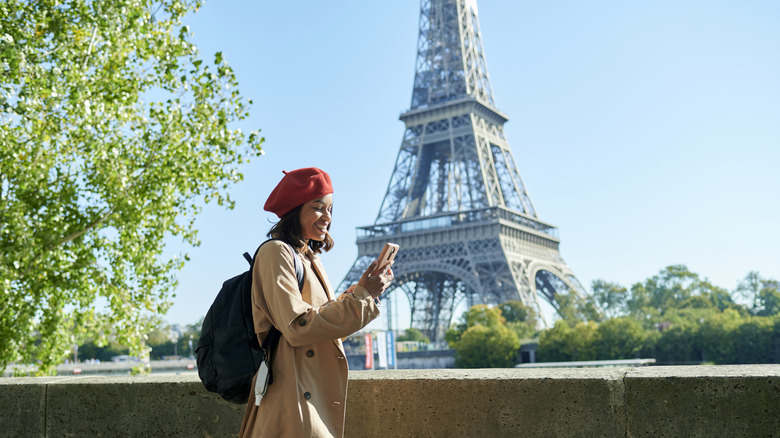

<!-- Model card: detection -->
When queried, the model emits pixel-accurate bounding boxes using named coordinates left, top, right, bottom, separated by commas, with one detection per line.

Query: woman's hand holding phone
left=358, top=243, right=398, bottom=298
left=373, top=243, right=398, bottom=275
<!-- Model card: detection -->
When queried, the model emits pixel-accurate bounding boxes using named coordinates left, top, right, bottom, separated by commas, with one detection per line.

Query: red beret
left=264, top=167, right=333, bottom=217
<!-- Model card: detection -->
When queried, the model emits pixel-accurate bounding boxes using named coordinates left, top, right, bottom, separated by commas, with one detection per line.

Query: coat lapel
left=308, top=254, right=346, bottom=353
left=309, top=256, right=333, bottom=301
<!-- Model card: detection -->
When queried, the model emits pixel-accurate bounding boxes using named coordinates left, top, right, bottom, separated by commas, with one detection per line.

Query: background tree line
left=73, top=265, right=780, bottom=368
left=446, top=265, right=780, bottom=368
left=75, top=316, right=202, bottom=363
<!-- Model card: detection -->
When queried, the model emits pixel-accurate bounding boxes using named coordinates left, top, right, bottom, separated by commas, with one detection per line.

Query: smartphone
left=375, top=243, right=399, bottom=274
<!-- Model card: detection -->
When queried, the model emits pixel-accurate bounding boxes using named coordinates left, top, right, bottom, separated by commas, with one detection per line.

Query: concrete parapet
left=0, top=375, right=243, bottom=437
left=624, top=365, right=780, bottom=437
left=346, top=368, right=627, bottom=437
left=1, top=365, right=778, bottom=437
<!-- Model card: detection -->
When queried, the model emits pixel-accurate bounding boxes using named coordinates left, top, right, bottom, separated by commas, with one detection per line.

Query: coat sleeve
left=253, top=241, right=380, bottom=347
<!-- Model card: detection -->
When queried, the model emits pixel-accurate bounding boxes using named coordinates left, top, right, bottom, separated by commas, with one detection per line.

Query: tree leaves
left=445, top=302, right=531, bottom=367
left=0, top=0, right=263, bottom=375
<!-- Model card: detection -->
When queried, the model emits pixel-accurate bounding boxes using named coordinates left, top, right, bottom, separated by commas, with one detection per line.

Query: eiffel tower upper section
left=410, top=0, right=495, bottom=110
left=376, top=0, right=538, bottom=224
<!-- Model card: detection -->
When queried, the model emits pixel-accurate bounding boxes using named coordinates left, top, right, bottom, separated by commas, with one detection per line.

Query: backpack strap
left=242, top=240, right=304, bottom=290
left=288, top=242, right=304, bottom=292
left=244, top=239, right=304, bottom=387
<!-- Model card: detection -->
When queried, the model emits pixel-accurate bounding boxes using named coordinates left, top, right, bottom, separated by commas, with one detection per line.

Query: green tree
left=497, top=300, right=536, bottom=324
left=627, top=265, right=744, bottom=327
left=593, top=317, right=653, bottom=360
left=498, top=300, right=538, bottom=340
left=759, top=282, right=779, bottom=316
left=445, top=304, right=504, bottom=347
left=444, top=304, right=525, bottom=367
left=698, top=309, right=744, bottom=364
left=654, top=319, right=702, bottom=364
left=147, top=318, right=200, bottom=359
left=396, top=327, right=430, bottom=344
left=537, top=320, right=598, bottom=362
left=74, top=339, right=129, bottom=363
left=146, top=316, right=173, bottom=347
left=453, top=324, right=521, bottom=368
left=589, top=280, right=628, bottom=320
left=506, top=320, right=536, bottom=341
left=732, top=315, right=777, bottom=364
left=736, top=272, right=780, bottom=317
left=536, top=319, right=573, bottom=362
left=0, top=0, right=263, bottom=374
left=555, top=290, right=602, bottom=325
left=463, top=304, right=505, bottom=327
left=563, top=321, right=598, bottom=361
left=627, top=265, right=697, bottom=321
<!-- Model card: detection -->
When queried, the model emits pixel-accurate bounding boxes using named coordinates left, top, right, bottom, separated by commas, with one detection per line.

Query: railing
left=357, top=206, right=559, bottom=239
left=516, top=359, right=657, bottom=368
left=4, top=359, right=198, bottom=377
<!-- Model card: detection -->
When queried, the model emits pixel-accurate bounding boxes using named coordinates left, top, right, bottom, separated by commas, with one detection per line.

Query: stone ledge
left=346, top=368, right=628, bottom=437
left=624, top=365, right=780, bottom=437
left=1, top=365, right=777, bottom=437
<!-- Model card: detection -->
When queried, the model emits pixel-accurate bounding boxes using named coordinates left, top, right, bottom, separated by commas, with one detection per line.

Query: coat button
left=298, top=319, right=307, bottom=326
left=306, top=350, right=314, bottom=357
left=304, top=392, right=311, bottom=400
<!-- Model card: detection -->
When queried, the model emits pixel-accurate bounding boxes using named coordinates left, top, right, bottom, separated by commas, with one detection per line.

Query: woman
left=239, top=167, right=393, bottom=438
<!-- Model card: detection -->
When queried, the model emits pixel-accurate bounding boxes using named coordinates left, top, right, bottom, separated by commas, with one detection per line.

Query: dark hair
left=267, top=204, right=334, bottom=254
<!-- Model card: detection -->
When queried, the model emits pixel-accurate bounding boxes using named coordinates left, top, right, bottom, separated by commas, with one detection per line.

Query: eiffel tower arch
left=338, top=0, right=583, bottom=341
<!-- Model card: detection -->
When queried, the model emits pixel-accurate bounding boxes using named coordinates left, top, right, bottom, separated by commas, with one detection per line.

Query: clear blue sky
left=164, top=1, right=780, bottom=329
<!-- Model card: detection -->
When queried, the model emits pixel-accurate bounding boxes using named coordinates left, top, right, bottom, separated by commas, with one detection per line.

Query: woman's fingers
left=359, top=261, right=379, bottom=284
left=358, top=261, right=396, bottom=298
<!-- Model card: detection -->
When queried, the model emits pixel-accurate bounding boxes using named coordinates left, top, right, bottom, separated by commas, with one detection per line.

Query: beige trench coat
left=238, top=240, right=380, bottom=438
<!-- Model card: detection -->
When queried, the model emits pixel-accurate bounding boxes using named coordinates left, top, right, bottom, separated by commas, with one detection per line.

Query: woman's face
left=299, top=194, right=333, bottom=242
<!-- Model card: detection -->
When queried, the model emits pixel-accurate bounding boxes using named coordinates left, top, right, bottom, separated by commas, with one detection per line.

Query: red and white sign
left=364, top=333, right=373, bottom=369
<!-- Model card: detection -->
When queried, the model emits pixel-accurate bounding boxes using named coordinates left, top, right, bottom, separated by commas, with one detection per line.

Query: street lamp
left=169, top=330, right=180, bottom=358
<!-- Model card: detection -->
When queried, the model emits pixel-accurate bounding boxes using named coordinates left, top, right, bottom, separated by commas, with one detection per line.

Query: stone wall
left=2, top=365, right=778, bottom=437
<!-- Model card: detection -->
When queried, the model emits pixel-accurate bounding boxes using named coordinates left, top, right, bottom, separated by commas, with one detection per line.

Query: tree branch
left=18, top=205, right=117, bottom=280
left=81, top=25, right=98, bottom=70
left=150, top=2, right=164, bottom=21
left=53, top=207, right=116, bottom=249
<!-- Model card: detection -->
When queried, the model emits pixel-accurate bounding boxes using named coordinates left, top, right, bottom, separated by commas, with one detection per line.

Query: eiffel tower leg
left=446, top=280, right=465, bottom=329
left=528, top=262, right=585, bottom=305
left=397, top=282, right=419, bottom=336
left=417, top=274, right=444, bottom=342
left=386, top=272, right=462, bottom=343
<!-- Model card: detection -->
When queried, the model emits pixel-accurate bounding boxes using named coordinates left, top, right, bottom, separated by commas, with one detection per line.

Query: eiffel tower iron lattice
left=338, top=0, right=583, bottom=341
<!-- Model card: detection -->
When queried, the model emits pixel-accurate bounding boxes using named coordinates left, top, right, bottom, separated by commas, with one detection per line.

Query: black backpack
left=195, top=239, right=303, bottom=404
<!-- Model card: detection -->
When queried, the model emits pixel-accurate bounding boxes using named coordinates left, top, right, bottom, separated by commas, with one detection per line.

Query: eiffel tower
left=339, top=0, right=583, bottom=341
